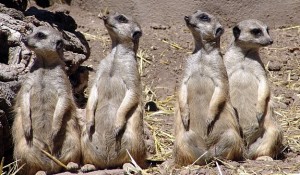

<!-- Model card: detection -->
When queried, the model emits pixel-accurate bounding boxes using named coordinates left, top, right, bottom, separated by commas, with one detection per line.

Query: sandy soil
left=31, top=1, right=300, bottom=174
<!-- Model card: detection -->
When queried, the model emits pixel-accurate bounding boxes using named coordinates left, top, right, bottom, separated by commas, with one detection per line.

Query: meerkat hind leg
left=209, top=129, right=243, bottom=160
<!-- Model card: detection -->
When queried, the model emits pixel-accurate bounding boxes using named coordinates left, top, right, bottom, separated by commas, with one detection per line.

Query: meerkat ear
left=233, top=26, right=241, bottom=40
left=56, top=39, right=64, bottom=51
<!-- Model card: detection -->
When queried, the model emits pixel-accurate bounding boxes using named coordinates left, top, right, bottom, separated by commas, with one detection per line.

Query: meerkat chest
left=24, top=69, right=64, bottom=129
left=196, top=57, right=220, bottom=79
left=186, top=55, right=223, bottom=97
left=97, top=63, right=128, bottom=101
left=28, top=68, right=67, bottom=103
left=187, top=66, right=215, bottom=97
left=229, top=60, right=259, bottom=88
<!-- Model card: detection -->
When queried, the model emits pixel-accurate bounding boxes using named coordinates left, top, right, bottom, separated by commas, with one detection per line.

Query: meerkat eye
left=250, top=28, right=262, bottom=37
left=35, top=32, right=47, bottom=39
left=198, top=14, right=210, bottom=22
left=116, top=15, right=128, bottom=23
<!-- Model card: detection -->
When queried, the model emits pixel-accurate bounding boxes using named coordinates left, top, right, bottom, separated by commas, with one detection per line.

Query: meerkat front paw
left=113, top=118, right=126, bottom=151
left=113, top=116, right=126, bottom=137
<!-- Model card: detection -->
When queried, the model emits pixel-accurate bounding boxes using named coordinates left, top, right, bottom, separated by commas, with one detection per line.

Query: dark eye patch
left=35, top=32, right=47, bottom=39
left=197, top=13, right=210, bottom=22
left=115, top=15, right=128, bottom=23
left=250, top=28, right=262, bottom=37
left=266, top=27, right=270, bottom=34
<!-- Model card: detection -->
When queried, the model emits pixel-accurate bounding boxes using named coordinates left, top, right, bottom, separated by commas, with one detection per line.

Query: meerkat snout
left=215, top=26, right=224, bottom=37
left=102, top=15, right=108, bottom=23
left=132, top=30, right=142, bottom=41
left=184, top=16, right=190, bottom=22
left=268, top=40, right=273, bottom=45
left=56, top=39, right=64, bottom=51
left=21, top=36, right=28, bottom=45
left=184, top=15, right=194, bottom=27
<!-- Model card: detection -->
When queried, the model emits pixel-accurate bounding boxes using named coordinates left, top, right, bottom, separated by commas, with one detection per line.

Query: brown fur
left=224, top=19, right=283, bottom=159
left=12, top=26, right=81, bottom=175
left=81, top=13, right=146, bottom=172
left=173, top=10, right=243, bottom=166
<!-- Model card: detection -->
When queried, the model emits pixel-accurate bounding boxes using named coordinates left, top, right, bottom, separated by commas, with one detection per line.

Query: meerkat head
left=232, top=19, right=273, bottom=49
left=102, top=13, right=142, bottom=44
left=184, top=10, right=224, bottom=41
left=22, top=26, right=64, bottom=58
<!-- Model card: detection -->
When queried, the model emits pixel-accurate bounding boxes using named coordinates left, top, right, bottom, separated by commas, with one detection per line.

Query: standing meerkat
left=173, top=10, right=243, bottom=166
left=81, top=13, right=146, bottom=172
left=12, top=26, right=81, bottom=175
left=224, top=19, right=283, bottom=160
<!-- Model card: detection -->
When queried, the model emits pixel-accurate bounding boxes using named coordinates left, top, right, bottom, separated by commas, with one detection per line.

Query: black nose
left=184, top=16, right=190, bottom=22
left=215, top=27, right=224, bottom=37
left=102, top=15, right=108, bottom=23
left=132, top=31, right=142, bottom=40
left=269, top=40, right=273, bottom=45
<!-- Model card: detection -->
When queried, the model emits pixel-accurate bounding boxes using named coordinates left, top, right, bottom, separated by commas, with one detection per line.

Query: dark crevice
left=0, top=31, right=9, bottom=64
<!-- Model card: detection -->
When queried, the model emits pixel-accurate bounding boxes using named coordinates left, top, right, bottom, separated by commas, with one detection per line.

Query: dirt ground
left=25, top=0, right=300, bottom=174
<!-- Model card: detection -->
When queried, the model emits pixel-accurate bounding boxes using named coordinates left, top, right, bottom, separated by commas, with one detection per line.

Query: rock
left=0, top=1, right=27, bottom=12
left=0, top=3, right=24, bottom=19
left=268, top=60, right=282, bottom=71
left=150, top=23, right=171, bottom=30
left=290, top=75, right=299, bottom=81
left=25, top=6, right=77, bottom=32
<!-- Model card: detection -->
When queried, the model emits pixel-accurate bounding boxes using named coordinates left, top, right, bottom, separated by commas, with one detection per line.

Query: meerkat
left=12, top=26, right=81, bottom=175
left=224, top=19, right=283, bottom=160
left=173, top=10, right=243, bottom=166
left=80, top=13, right=146, bottom=172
